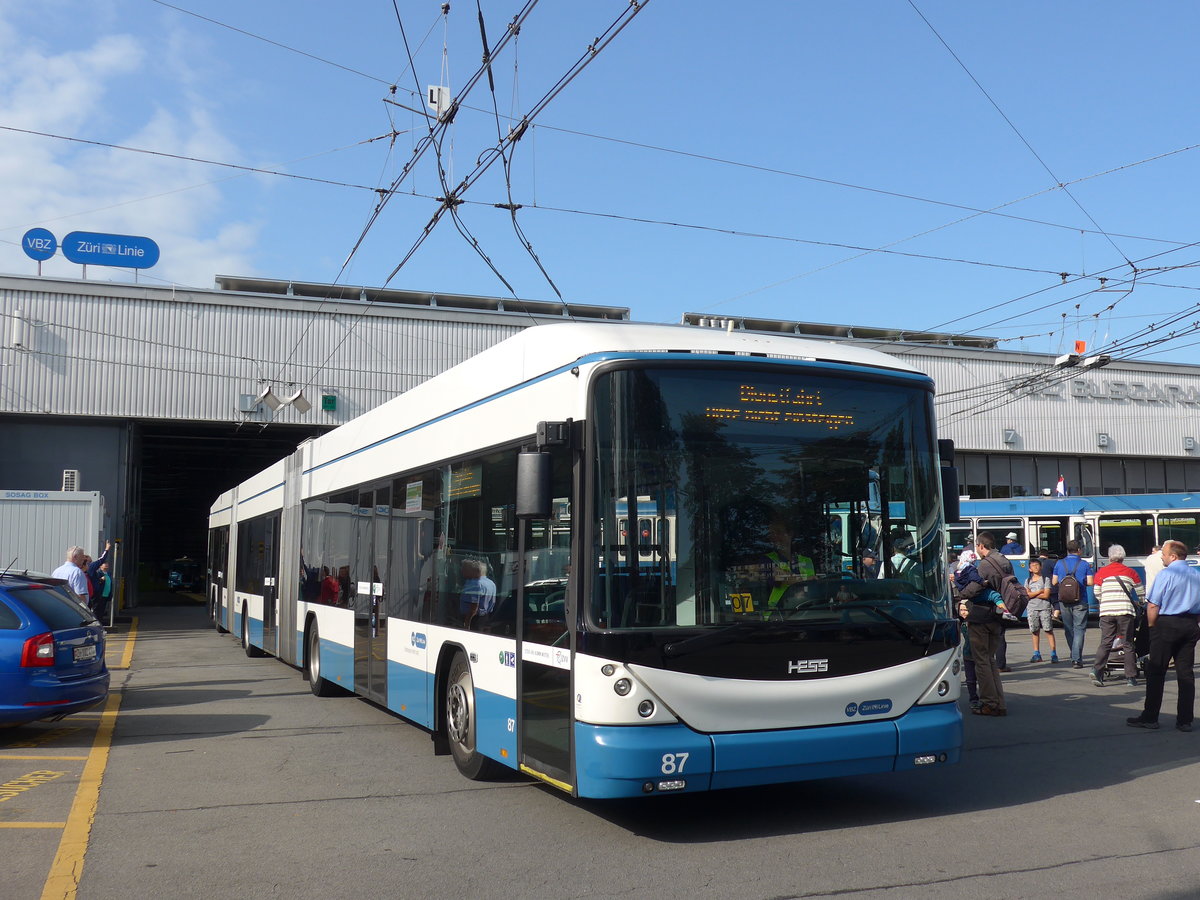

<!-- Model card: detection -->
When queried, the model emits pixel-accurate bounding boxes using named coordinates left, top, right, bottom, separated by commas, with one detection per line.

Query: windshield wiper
left=663, top=622, right=757, bottom=658
left=841, top=604, right=932, bottom=645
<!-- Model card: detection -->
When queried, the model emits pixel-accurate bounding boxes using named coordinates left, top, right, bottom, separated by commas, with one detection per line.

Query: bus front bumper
left=574, top=703, right=962, bottom=799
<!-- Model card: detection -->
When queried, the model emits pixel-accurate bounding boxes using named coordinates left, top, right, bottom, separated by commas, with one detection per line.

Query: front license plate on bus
left=74, top=645, right=97, bottom=662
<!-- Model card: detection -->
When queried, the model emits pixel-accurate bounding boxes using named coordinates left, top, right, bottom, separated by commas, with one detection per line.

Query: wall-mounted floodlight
left=254, top=385, right=281, bottom=411
left=284, top=389, right=312, bottom=414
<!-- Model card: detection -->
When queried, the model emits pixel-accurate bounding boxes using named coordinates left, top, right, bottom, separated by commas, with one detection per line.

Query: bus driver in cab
left=728, top=509, right=816, bottom=610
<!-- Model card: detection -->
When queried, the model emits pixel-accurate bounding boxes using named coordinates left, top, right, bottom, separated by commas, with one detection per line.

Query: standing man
left=957, top=531, right=1011, bottom=717
left=1091, top=544, right=1145, bottom=687
left=1127, top=541, right=1200, bottom=732
left=1053, top=540, right=1094, bottom=669
left=51, top=545, right=90, bottom=603
left=1143, top=544, right=1165, bottom=597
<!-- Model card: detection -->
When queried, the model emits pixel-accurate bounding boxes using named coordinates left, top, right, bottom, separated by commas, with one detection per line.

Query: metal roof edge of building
left=678, top=312, right=999, bottom=349
left=213, top=275, right=631, bottom=321
left=0, top=272, right=631, bottom=324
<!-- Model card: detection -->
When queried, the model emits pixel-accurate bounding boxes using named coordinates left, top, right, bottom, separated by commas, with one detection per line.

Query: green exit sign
left=321, top=393, right=337, bottom=412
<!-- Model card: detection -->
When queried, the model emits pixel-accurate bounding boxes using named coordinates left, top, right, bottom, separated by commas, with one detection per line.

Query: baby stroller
left=1103, top=592, right=1151, bottom=679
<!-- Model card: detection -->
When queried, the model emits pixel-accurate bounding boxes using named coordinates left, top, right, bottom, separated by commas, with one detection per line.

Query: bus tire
left=307, top=623, right=339, bottom=697
left=242, top=614, right=264, bottom=658
left=445, top=651, right=504, bottom=780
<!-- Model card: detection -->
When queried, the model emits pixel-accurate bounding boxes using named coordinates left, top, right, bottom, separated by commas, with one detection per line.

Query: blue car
left=0, top=575, right=109, bottom=726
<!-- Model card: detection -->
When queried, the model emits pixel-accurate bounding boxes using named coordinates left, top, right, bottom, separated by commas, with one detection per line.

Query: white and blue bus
left=208, top=322, right=962, bottom=798
left=954, top=492, right=1200, bottom=613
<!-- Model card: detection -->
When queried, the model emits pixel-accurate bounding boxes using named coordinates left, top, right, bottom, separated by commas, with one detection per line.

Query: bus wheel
left=242, top=614, right=264, bottom=658
left=307, top=624, right=339, bottom=696
left=445, top=651, right=504, bottom=780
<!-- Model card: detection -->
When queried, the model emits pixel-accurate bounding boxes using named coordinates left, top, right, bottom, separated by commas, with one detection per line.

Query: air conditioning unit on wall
left=62, top=469, right=80, bottom=491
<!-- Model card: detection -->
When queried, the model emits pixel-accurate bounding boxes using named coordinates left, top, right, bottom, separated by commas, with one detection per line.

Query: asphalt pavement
left=4, top=599, right=1199, bottom=900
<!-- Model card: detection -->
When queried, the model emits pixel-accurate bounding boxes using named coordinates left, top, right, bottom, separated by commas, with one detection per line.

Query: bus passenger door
left=1030, top=519, right=1069, bottom=559
left=208, top=526, right=229, bottom=627
left=516, top=506, right=573, bottom=791
left=262, top=513, right=280, bottom=654
left=352, top=488, right=388, bottom=705
left=1073, top=518, right=1096, bottom=611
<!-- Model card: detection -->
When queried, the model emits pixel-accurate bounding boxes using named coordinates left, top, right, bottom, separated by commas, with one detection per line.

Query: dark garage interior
left=134, top=421, right=328, bottom=585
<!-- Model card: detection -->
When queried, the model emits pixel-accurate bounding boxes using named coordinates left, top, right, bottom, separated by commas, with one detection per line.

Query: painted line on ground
left=40, top=611, right=136, bottom=900
left=39, top=692, right=121, bottom=900
left=105, top=616, right=138, bottom=671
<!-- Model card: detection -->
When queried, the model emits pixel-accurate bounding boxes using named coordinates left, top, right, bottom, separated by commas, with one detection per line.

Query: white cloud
left=0, top=8, right=261, bottom=287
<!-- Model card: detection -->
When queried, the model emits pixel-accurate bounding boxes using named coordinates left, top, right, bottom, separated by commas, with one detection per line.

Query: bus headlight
left=614, top=678, right=632, bottom=696
left=601, top=664, right=616, bottom=676
left=638, top=700, right=655, bottom=717
left=936, top=680, right=950, bottom=697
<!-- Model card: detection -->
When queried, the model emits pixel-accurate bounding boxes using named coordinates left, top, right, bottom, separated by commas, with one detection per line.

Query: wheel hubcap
left=447, top=682, right=470, bottom=746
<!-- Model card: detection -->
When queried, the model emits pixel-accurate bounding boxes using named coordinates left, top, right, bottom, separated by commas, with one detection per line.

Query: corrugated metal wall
left=0, top=491, right=105, bottom=575
left=0, top=275, right=600, bottom=426
left=5, top=273, right=1200, bottom=462
left=891, top=345, right=1200, bottom=459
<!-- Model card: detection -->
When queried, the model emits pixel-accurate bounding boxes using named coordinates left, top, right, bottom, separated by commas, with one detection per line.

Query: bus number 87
left=661, top=752, right=689, bottom=775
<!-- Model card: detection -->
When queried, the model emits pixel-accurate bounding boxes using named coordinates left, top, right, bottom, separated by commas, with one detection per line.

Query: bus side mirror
left=941, top=467, right=960, bottom=524
left=516, top=452, right=552, bottom=519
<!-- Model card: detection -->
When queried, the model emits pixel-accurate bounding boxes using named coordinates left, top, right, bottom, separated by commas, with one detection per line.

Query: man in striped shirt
left=1091, top=544, right=1145, bottom=687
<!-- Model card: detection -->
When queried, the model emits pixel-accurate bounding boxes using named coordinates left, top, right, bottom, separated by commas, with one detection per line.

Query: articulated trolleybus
left=208, top=322, right=962, bottom=798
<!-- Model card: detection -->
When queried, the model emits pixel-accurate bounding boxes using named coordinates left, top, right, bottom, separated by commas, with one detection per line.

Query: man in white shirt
left=1143, top=545, right=1165, bottom=596
left=50, top=545, right=90, bottom=602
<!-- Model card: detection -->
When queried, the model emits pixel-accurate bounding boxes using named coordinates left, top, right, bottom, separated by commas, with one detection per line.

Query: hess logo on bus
left=788, top=659, right=829, bottom=675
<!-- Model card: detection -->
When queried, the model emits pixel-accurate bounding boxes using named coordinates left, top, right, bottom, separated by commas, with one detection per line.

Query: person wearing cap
left=861, top=548, right=879, bottom=579
left=1000, top=531, right=1024, bottom=556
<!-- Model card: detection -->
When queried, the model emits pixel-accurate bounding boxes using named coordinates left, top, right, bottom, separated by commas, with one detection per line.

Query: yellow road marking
left=0, top=822, right=66, bottom=829
left=0, top=756, right=88, bottom=761
left=40, top=686, right=123, bottom=899
left=106, top=617, right=138, bottom=671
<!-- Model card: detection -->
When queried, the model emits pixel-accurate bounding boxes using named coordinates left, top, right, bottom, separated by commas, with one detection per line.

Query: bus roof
left=211, top=321, right=926, bottom=516
left=958, top=492, right=1200, bottom=518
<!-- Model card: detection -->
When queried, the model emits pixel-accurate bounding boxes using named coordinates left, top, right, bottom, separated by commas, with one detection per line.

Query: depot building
left=3, top=271, right=1199, bottom=600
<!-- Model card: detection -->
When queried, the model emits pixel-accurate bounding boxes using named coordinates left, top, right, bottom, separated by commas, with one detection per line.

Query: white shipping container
left=0, top=490, right=107, bottom=576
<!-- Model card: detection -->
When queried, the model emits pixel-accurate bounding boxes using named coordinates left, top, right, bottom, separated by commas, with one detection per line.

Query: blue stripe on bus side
left=317, top=635, right=354, bottom=688
left=474, top=686, right=518, bottom=771
left=381, top=660, right=515, bottom=769
left=387, top=658, right=432, bottom=729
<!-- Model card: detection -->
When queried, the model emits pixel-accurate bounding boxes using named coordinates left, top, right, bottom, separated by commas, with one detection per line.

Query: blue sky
left=2, top=1, right=1200, bottom=362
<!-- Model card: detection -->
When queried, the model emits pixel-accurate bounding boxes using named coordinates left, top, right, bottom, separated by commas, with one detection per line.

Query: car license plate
left=74, top=645, right=97, bottom=662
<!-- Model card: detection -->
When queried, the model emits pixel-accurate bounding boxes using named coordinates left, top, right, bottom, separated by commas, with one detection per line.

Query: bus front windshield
left=589, top=366, right=947, bottom=632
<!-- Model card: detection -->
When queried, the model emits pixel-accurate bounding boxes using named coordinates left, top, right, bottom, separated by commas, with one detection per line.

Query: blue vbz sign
left=62, top=231, right=160, bottom=269
left=22, top=228, right=57, bottom=261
